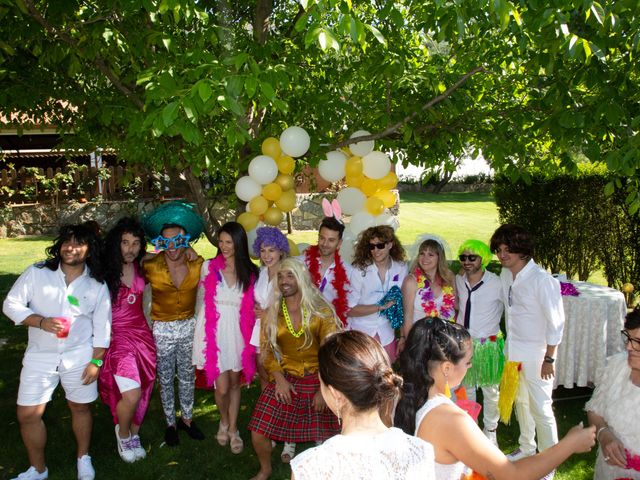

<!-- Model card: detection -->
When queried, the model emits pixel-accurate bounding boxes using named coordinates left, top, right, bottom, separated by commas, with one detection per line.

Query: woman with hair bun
left=395, top=317, right=596, bottom=480
left=291, top=330, right=435, bottom=479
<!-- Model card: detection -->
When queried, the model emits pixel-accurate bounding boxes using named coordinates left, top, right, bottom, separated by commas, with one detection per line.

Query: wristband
left=543, top=355, right=555, bottom=364
left=39, top=317, right=45, bottom=329
left=596, top=426, right=609, bottom=443
left=90, top=358, right=103, bottom=367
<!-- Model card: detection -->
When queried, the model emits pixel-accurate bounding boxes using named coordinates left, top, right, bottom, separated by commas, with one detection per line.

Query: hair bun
left=374, top=366, right=403, bottom=402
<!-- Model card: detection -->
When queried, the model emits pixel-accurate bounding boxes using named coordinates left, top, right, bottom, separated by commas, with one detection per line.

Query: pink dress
left=99, top=266, right=157, bottom=426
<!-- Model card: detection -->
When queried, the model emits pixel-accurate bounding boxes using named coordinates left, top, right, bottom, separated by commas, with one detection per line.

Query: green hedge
left=493, top=165, right=639, bottom=303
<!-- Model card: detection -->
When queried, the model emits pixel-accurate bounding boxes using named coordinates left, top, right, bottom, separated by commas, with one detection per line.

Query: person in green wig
left=455, top=239, right=505, bottom=447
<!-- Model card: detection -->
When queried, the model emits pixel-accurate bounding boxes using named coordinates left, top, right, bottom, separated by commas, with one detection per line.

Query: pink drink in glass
left=55, top=317, right=71, bottom=338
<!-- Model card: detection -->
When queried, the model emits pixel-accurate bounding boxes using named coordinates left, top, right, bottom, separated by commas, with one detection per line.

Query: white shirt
left=348, top=260, right=407, bottom=346
left=500, top=259, right=565, bottom=362
left=3, top=263, right=111, bottom=369
left=455, top=270, right=504, bottom=339
left=291, top=427, right=435, bottom=480
left=297, top=253, right=357, bottom=307
left=250, top=266, right=275, bottom=347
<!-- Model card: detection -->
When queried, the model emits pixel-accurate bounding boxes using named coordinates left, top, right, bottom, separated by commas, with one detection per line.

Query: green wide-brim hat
left=141, top=201, right=205, bottom=241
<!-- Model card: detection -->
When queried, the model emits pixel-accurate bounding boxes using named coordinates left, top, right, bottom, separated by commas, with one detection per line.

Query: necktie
left=464, top=281, right=484, bottom=329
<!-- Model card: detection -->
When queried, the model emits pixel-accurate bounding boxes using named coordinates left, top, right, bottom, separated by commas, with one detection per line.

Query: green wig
left=458, top=239, right=493, bottom=269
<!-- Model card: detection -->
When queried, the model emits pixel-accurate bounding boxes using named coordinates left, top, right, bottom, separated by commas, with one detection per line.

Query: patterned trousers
left=152, top=317, right=196, bottom=426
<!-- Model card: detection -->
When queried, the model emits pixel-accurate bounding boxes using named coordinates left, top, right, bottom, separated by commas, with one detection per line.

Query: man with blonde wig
left=248, top=258, right=342, bottom=480
left=455, top=239, right=505, bottom=446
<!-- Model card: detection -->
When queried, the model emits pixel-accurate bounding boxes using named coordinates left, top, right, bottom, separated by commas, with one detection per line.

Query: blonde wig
left=261, top=258, right=341, bottom=361
left=409, top=238, right=455, bottom=287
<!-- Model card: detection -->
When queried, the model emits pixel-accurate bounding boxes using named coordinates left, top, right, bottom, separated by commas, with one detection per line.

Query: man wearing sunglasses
left=490, top=224, right=565, bottom=475
left=455, top=239, right=505, bottom=447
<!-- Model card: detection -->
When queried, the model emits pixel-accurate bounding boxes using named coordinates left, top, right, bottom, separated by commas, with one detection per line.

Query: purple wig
left=253, top=226, right=290, bottom=256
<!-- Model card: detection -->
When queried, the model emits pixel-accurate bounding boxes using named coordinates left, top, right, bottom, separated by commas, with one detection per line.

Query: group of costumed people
left=5, top=199, right=639, bottom=480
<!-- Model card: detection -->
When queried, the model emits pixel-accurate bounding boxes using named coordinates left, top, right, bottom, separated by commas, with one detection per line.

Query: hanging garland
left=304, top=245, right=350, bottom=325
left=414, top=268, right=456, bottom=321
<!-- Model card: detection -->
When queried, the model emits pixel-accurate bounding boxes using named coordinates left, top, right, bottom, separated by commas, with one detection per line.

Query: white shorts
left=17, top=356, right=98, bottom=406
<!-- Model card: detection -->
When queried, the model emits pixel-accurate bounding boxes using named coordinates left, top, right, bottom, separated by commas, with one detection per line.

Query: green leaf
left=245, top=76, right=258, bottom=98
left=261, top=81, right=275, bottom=101
left=162, top=36, right=172, bottom=51
left=198, top=81, right=212, bottom=102
left=182, top=97, right=197, bottom=122
left=366, top=24, right=386, bottom=45
left=162, top=101, right=179, bottom=127
left=590, top=3, right=604, bottom=25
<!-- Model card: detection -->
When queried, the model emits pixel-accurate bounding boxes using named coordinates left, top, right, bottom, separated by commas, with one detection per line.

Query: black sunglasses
left=459, top=254, right=479, bottom=262
left=368, top=242, right=387, bottom=251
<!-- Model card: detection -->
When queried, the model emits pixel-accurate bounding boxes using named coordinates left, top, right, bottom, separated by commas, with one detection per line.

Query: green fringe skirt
left=462, top=332, right=505, bottom=388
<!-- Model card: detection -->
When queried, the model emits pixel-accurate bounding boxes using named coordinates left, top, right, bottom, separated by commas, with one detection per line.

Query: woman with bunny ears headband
left=300, top=199, right=355, bottom=326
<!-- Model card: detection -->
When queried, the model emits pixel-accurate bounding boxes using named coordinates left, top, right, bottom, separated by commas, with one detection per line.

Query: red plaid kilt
left=248, top=372, right=340, bottom=443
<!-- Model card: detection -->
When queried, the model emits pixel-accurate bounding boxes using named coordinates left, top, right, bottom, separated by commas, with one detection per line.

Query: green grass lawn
left=0, top=192, right=597, bottom=479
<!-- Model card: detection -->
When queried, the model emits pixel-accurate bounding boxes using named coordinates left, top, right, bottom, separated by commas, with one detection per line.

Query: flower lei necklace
left=305, top=245, right=350, bottom=326
left=414, top=268, right=456, bottom=320
left=281, top=299, right=308, bottom=338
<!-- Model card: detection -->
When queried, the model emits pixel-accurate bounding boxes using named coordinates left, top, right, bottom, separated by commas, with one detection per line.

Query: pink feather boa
left=202, top=254, right=256, bottom=386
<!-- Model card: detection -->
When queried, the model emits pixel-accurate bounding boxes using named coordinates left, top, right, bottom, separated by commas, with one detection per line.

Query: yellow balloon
left=361, top=178, right=380, bottom=197
left=277, top=155, right=295, bottom=174
left=261, top=137, right=281, bottom=158
left=237, top=211, right=259, bottom=231
left=275, top=173, right=295, bottom=191
left=365, top=196, right=385, bottom=216
left=275, top=189, right=296, bottom=212
left=345, top=156, right=363, bottom=177
left=287, top=237, right=300, bottom=256
left=262, top=182, right=283, bottom=202
left=248, top=195, right=269, bottom=215
left=379, top=171, right=398, bottom=190
left=264, top=207, right=284, bottom=226
left=374, top=189, right=397, bottom=208
left=346, top=173, right=365, bottom=188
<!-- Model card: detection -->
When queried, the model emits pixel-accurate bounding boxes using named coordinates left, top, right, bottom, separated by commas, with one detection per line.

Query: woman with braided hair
left=395, top=317, right=596, bottom=480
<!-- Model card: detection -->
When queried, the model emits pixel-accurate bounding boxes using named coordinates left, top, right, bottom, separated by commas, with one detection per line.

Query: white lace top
left=290, top=427, right=435, bottom=480
left=415, top=395, right=467, bottom=480
left=585, top=352, right=640, bottom=480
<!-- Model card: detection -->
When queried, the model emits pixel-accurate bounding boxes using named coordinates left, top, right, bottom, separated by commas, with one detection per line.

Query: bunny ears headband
left=322, top=198, right=343, bottom=222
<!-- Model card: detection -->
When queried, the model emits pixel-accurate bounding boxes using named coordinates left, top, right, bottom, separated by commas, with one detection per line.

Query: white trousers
left=466, top=384, right=500, bottom=431
left=514, top=359, right=558, bottom=455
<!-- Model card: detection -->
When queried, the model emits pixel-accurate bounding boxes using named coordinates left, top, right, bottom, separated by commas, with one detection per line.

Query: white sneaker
left=130, top=434, right=147, bottom=460
left=115, top=425, right=136, bottom=463
left=506, top=448, right=534, bottom=461
left=77, top=454, right=95, bottom=480
left=540, top=470, right=555, bottom=480
left=12, top=466, right=48, bottom=480
left=483, top=428, right=499, bottom=447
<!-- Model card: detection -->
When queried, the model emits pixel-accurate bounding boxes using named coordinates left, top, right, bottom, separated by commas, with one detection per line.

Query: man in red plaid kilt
left=248, top=258, right=342, bottom=480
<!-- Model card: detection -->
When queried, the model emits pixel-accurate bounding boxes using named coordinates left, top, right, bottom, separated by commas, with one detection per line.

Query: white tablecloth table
left=555, top=281, right=627, bottom=388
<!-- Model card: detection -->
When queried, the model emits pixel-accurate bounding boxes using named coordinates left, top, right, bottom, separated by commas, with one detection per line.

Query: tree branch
left=22, top=0, right=144, bottom=109
left=330, top=66, right=485, bottom=149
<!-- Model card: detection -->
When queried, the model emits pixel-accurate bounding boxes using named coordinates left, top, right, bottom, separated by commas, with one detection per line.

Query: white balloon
left=349, top=130, right=375, bottom=157
left=375, top=212, right=399, bottom=230
left=349, top=211, right=375, bottom=236
left=362, top=151, right=391, bottom=180
left=339, top=239, right=356, bottom=264
left=248, top=155, right=278, bottom=185
left=318, top=150, right=347, bottom=183
left=246, top=221, right=265, bottom=257
left=280, top=126, right=311, bottom=158
left=336, top=187, right=366, bottom=215
left=235, top=176, right=262, bottom=202
left=297, top=243, right=311, bottom=255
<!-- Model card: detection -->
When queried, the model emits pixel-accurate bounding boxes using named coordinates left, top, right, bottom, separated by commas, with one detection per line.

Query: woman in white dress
left=586, top=307, right=640, bottom=480
left=348, top=225, right=407, bottom=363
left=395, top=317, right=596, bottom=480
left=399, top=238, right=456, bottom=353
left=291, top=330, right=435, bottom=480
left=193, top=222, right=259, bottom=454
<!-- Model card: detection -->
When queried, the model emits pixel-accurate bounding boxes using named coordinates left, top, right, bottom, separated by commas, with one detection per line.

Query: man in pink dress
left=99, top=217, right=157, bottom=463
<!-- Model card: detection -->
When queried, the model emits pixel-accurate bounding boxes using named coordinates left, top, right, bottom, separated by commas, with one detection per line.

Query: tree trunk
left=185, top=169, right=221, bottom=244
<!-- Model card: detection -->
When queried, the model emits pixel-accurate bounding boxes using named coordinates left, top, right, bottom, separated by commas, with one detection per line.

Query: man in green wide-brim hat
left=141, top=201, right=206, bottom=446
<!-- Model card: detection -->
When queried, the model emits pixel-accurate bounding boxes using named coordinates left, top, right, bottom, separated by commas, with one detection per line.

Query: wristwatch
left=543, top=355, right=555, bottom=364
left=90, top=358, right=103, bottom=367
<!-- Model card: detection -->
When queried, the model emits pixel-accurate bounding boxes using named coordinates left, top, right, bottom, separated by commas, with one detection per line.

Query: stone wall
left=0, top=190, right=400, bottom=237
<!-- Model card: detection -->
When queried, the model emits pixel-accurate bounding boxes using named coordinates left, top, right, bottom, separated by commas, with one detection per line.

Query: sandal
left=216, top=422, right=229, bottom=446
left=281, top=442, right=296, bottom=464
left=229, top=430, right=244, bottom=454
